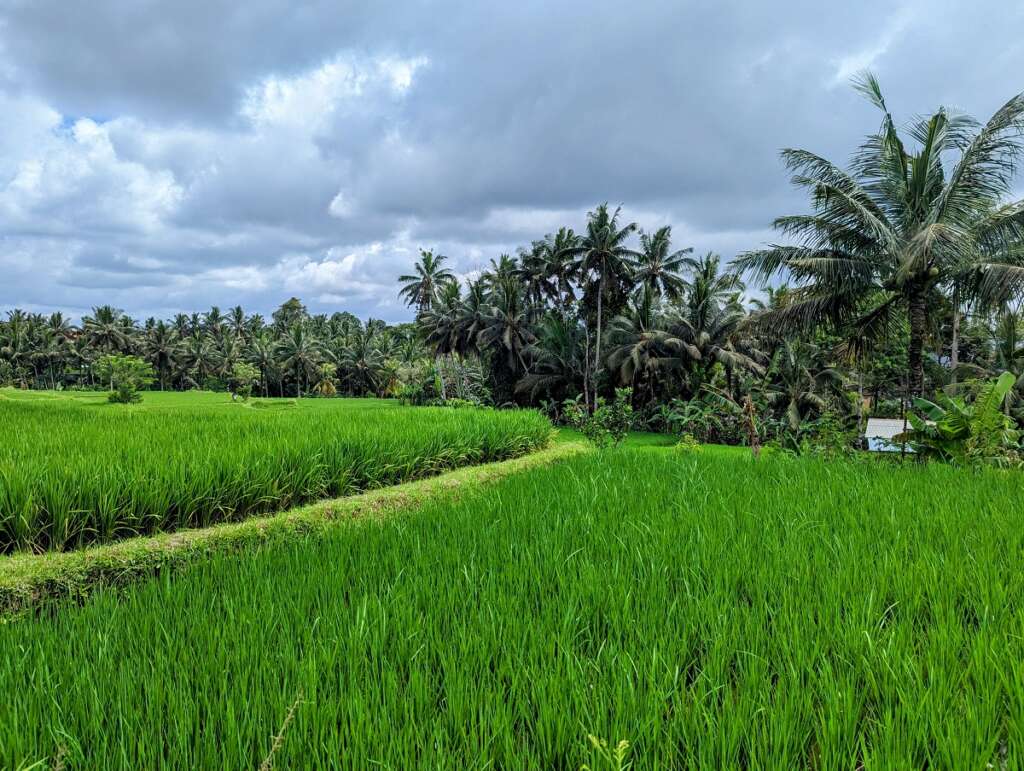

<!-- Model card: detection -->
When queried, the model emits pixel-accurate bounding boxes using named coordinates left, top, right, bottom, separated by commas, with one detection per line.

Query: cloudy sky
left=1, top=0, right=1022, bottom=323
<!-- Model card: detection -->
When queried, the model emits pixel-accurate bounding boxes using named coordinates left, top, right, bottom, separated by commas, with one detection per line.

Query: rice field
left=0, top=390, right=551, bottom=552
left=3, top=448, right=1023, bottom=768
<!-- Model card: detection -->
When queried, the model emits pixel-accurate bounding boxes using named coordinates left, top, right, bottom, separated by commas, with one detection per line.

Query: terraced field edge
left=0, top=440, right=587, bottom=618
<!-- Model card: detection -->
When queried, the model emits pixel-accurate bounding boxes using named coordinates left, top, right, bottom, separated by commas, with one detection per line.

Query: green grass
left=3, top=448, right=1023, bottom=767
left=0, top=390, right=551, bottom=553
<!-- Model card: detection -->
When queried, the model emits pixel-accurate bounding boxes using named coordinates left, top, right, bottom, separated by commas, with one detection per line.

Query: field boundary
left=0, top=440, right=587, bottom=618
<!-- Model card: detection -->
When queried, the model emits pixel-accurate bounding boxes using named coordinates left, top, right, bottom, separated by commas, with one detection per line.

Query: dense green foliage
left=3, top=448, right=1023, bottom=767
left=737, top=74, right=1024, bottom=396
left=0, top=390, right=551, bottom=553
left=95, top=353, right=155, bottom=403
left=904, top=371, right=1021, bottom=464
left=0, top=299, right=424, bottom=399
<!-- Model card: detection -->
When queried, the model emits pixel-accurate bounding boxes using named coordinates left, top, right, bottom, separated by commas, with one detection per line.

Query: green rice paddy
left=3, top=446, right=1023, bottom=768
left=0, top=390, right=551, bottom=552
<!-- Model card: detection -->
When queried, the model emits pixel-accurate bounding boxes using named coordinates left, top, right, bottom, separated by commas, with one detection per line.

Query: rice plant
left=0, top=392, right=551, bottom=552
left=2, top=449, right=1023, bottom=767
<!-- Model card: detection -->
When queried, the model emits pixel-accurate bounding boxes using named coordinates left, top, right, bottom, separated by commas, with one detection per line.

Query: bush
left=95, top=355, right=154, bottom=404
left=674, top=433, right=702, bottom=454
left=797, top=412, right=859, bottom=459
left=566, top=388, right=634, bottom=449
left=229, top=362, right=260, bottom=401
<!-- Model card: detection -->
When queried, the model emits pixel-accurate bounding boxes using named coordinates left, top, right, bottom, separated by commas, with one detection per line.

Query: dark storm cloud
left=1, top=0, right=1023, bottom=322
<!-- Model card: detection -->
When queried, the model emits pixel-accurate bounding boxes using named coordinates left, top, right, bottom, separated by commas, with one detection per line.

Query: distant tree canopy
left=4, top=74, right=1024, bottom=451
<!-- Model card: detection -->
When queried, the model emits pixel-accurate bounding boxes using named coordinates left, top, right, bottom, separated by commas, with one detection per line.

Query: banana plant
left=902, top=372, right=1020, bottom=464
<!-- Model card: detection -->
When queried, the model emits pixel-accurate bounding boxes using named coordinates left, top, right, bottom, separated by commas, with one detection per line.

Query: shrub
left=674, top=433, right=702, bottom=454
left=230, top=362, right=260, bottom=401
left=95, top=354, right=154, bottom=404
left=567, top=388, right=633, bottom=448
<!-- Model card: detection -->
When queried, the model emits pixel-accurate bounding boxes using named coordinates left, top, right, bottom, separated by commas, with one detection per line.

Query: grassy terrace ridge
left=0, top=438, right=586, bottom=617
left=0, top=389, right=552, bottom=553
left=4, top=446, right=1024, bottom=768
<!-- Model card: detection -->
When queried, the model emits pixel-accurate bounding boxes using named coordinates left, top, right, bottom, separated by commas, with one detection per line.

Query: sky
left=1, top=0, right=1023, bottom=323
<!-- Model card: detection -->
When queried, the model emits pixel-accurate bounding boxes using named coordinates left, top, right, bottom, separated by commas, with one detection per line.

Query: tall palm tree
left=247, top=330, right=277, bottom=397
left=666, top=254, right=763, bottom=395
left=453, top=278, right=489, bottom=355
left=562, top=204, right=640, bottom=405
left=516, top=313, right=586, bottom=402
left=144, top=321, right=179, bottom=390
left=737, top=73, right=1024, bottom=396
left=515, top=244, right=556, bottom=312
left=228, top=305, right=248, bottom=340
left=419, top=281, right=462, bottom=359
left=482, top=254, right=519, bottom=299
left=82, top=305, right=129, bottom=354
left=184, top=335, right=217, bottom=388
left=203, top=306, right=225, bottom=339
left=477, top=283, right=535, bottom=375
left=338, top=327, right=385, bottom=396
left=276, top=325, right=326, bottom=398
left=605, top=293, right=676, bottom=401
left=0, top=310, right=29, bottom=380
left=635, top=226, right=692, bottom=302
left=214, top=334, right=242, bottom=379
left=172, top=313, right=192, bottom=339
left=398, top=249, right=455, bottom=315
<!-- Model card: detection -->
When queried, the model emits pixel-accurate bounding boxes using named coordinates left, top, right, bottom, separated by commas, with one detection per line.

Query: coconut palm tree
left=737, top=73, right=1024, bottom=396
left=82, top=305, right=129, bottom=354
left=605, top=294, right=677, bottom=401
left=419, top=281, right=462, bottom=358
left=531, top=227, right=582, bottom=313
left=635, top=226, right=692, bottom=302
left=184, top=334, right=217, bottom=388
left=453, top=278, right=489, bottom=355
left=143, top=320, right=179, bottom=390
left=762, top=340, right=846, bottom=431
left=562, top=204, right=640, bottom=404
left=338, top=328, right=385, bottom=395
left=481, top=254, right=519, bottom=300
left=666, top=253, right=763, bottom=395
left=228, top=305, right=248, bottom=340
left=276, top=324, right=326, bottom=397
left=477, top=283, right=535, bottom=376
left=203, top=306, right=225, bottom=339
left=213, top=333, right=242, bottom=380
left=398, top=249, right=456, bottom=315
left=247, top=330, right=277, bottom=397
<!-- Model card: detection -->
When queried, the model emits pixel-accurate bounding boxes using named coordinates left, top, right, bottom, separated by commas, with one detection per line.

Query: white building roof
left=864, top=417, right=913, bottom=452
left=864, top=418, right=909, bottom=440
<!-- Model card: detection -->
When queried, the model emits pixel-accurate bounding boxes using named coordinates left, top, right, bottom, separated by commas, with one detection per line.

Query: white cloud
left=830, top=5, right=918, bottom=86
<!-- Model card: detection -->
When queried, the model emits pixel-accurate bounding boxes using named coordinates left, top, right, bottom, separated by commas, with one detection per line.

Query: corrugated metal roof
left=864, top=417, right=913, bottom=452
left=864, top=418, right=909, bottom=439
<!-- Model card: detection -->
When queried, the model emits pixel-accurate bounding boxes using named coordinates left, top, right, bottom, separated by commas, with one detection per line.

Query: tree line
left=4, top=74, right=1024, bottom=448
left=0, top=298, right=425, bottom=399
left=398, top=74, right=1024, bottom=444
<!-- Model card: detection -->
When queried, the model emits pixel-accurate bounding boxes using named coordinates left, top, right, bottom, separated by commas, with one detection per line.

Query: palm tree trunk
left=583, top=324, right=591, bottom=412
left=950, top=305, right=960, bottom=385
left=436, top=356, right=447, bottom=401
left=594, top=281, right=603, bottom=408
left=908, top=292, right=927, bottom=397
